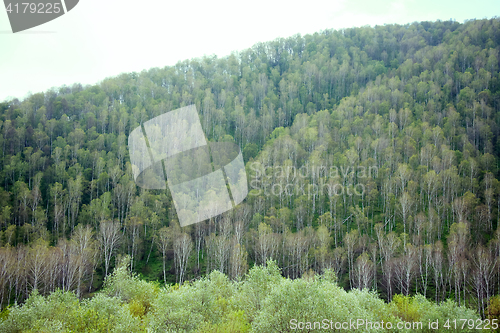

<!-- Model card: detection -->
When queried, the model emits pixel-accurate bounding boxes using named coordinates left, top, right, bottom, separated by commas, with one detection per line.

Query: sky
left=0, top=0, right=499, bottom=102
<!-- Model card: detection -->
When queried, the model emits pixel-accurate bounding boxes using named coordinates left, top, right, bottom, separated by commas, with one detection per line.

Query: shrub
left=0, top=290, right=80, bottom=333
left=195, top=310, right=250, bottom=333
left=103, top=255, right=160, bottom=317
left=233, top=259, right=282, bottom=323
left=251, top=276, right=391, bottom=332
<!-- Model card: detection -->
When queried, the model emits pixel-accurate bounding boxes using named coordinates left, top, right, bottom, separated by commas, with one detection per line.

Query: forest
left=0, top=17, right=500, bottom=331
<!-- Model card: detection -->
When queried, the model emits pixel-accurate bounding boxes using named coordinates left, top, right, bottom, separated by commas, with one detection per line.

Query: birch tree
left=173, top=232, right=192, bottom=285
left=99, top=220, right=121, bottom=277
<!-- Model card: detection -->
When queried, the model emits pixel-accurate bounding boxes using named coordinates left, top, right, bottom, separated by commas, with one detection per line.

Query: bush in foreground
left=0, top=257, right=482, bottom=332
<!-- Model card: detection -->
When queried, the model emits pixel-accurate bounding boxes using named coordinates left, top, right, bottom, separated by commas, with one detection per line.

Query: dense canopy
left=1, top=17, right=500, bottom=330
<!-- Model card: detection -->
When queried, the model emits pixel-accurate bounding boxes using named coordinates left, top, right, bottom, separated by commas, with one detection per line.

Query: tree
left=155, top=226, right=173, bottom=284
left=431, top=241, right=444, bottom=303
left=71, top=224, right=96, bottom=297
left=67, top=176, right=83, bottom=233
left=354, top=252, right=374, bottom=290
left=125, top=216, right=143, bottom=272
left=419, top=244, right=432, bottom=298
left=229, top=240, right=248, bottom=280
left=256, top=223, right=278, bottom=266
left=471, top=244, right=496, bottom=317
left=0, top=246, right=14, bottom=308
left=13, top=181, right=31, bottom=227
left=395, top=242, right=417, bottom=296
left=194, top=221, right=206, bottom=274
left=344, top=229, right=359, bottom=289
left=382, top=231, right=401, bottom=301
left=205, top=231, right=231, bottom=275
left=99, top=220, right=121, bottom=277
left=314, top=226, right=331, bottom=274
left=285, top=231, right=309, bottom=279
left=173, top=232, right=192, bottom=285
left=28, top=238, right=48, bottom=292
left=399, top=192, right=413, bottom=242
left=447, top=222, right=470, bottom=306
left=50, top=182, right=65, bottom=238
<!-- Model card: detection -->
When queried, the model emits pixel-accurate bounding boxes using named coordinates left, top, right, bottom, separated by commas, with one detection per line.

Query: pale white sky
left=0, top=0, right=498, bottom=101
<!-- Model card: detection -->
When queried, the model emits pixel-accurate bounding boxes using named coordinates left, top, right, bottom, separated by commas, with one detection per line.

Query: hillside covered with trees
left=1, top=17, right=500, bottom=329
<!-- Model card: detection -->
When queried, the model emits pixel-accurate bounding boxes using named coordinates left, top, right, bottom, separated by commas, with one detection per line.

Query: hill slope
left=0, top=18, right=499, bottom=315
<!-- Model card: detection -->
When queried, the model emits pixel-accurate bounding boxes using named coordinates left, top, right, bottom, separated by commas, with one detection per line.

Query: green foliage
left=75, top=294, right=144, bottom=333
left=0, top=262, right=485, bottom=333
left=242, top=143, right=258, bottom=162
left=251, top=275, right=394, bottom=332
left=0, top=306, right=9, bottom=321
left=390, top=294, right=480, bottom=333
left=0, top=290, right=80, bottom=332
left=103, top=255, right=160, bottom=316
left=391, top=294, right=422, bottom=322
left=233, top=259, right=282, bottom=322
left=195, top=310, right=250, bottom=333
left=488, top=295, right=500, bottom=332
left=0, top=289, right=144, bottom=333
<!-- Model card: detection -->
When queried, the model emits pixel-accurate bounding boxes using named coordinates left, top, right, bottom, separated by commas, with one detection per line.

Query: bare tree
left=286, top=231, right=309, bottom=279
left=155, top=226, right=172, bottom=284
left=28, top=238, right=48, bottom=292
left=395, top=243, right=417, bottom=296
left=126, top=216, right=143, bottom=272
left=173, top=232, right=192, bottom=285
left=383, top=259, right=396, bottom=301
left=314, top=226, right=331, bottom=274
left=11, top=245, right=28, bottom=304
left=87, top=242, right=100, bottom=293
left=431, top=241, right=444, bottom=303
left=234, top=221, right=245, bottom=247
left=44, top=247, right=62, bottom=295
left=332, top=247, right=346, bottom=280
left=58, top=239, right=79, bottom=293
left=471, top=244, right=497, bottom=317
left=71, top=224, right=96, bottom=297
left=345, top=229, right=359, bottom=289
left=99, top=220, right=121, bottom=277
left=399, top=192, right=413, bottom=243
left=423, top=170, right=440, bottom=210
left=354, top=252, right=374, bottom=290
left=420, top=244, right=432, bottom=298
left=205, top=231, right=231, bottom=275
left=194, top=222, right=206, bottom=273
left=256, top=223, right=279, bottom=266
left=447, top=222, right=469, bottom=305
left=229, top=238, right=248, bottom=280
left=369, top=242, right=378, bottom=291
left=382, top=232, right=401, bottom=301
left=0, top=246, right=14, bottom=308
